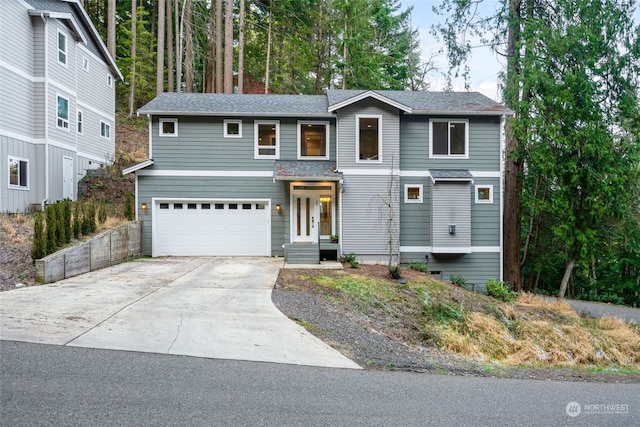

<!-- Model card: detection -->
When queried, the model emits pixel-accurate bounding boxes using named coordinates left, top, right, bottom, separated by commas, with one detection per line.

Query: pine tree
left=31, top=211, right=46, bottom=261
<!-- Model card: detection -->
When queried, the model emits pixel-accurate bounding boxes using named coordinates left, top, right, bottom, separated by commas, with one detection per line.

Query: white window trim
left=356, top=114, right=383, bottom=163
left=8, top=156, right=29, bottom=190
left=297, top=121, right=330, bottom=160
left=404, top=184, right=423, bottom=203
left=159, top=118, right=178, bottom=137
left=100, top=120, right=111, bottom=140
left=82, top=56, right=89, bottom=72
left=77, top=110, right=83, bottom=135
left=224, top=119, right=243, bottom=138
left=475, top=185, right=494, bottom=203
left=254, top=120, right=280, bottom=159
left=107, top=74, right=113, bottom=87
left=56, top=94, right=70, bottom=131
left=429, top=118, right=470, bottom=159
left=57, top=29, right=67, bottom=67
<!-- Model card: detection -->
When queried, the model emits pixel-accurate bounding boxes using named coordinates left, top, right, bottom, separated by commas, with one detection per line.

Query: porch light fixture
left=141, top=203, right=147, bottom=210
left=319, top=196, right=331, bottom=203
left=275, top=204, right=281, bottom=212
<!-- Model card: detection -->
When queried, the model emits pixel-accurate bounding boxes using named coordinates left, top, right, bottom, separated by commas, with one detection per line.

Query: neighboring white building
left=1, top=0, right=122, bottom=213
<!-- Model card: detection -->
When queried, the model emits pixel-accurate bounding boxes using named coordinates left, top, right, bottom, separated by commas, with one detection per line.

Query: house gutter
left=40, top=12, right=49, bottom=210
left=500, top=115, right=506, bottom=282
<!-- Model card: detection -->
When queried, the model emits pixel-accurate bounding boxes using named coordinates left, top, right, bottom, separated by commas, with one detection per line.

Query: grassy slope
left=277, top=265, right=640, bottom=371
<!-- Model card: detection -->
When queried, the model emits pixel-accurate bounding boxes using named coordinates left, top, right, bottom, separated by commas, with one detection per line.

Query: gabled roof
left=25, top=0, right=122, bottom=80
left=327, top=89, right=513, bottom=116
left=123, top=159, right=154, bottom=175
left=138, top=93, right=333, bottom=117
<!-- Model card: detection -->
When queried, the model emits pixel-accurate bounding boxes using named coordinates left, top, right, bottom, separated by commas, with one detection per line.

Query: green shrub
left=407, top=261, right=428, bottom=273
left=55, top=201, right=65, bottom=246
left=62, top=199, right=72, bottom=243
left=73, top=201, right=82, bottom=239
left=450, top=275, right=466, bottom=287
left=31, top=211, right=46, bottom=261
left=45, top=204, right=57, bottom=254
left=98, top=200, right=107, bottom=224
left=124, top=193, right=134, bottom=220
left=486, top=278, right=517, bottom=302
left=389, top=264, right=402, bottom=279
left=340, top=252, right=359, bottom=268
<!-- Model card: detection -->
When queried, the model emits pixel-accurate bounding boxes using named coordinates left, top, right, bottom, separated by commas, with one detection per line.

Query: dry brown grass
left=423, top=292, right=640, bottom=369
left=0, top=214, right=33, bottom=245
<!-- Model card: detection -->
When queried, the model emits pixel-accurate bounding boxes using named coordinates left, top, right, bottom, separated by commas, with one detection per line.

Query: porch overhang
left=274, top=160, right=343, bottom=182
left=429, top=169, right=474, bottom=184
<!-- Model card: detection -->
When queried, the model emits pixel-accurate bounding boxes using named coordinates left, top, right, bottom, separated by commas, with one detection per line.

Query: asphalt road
left=1, top=341, right=638, bottom=426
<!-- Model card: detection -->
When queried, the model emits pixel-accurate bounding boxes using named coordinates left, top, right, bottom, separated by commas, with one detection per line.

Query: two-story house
left=1, top=0, right=122, bottom=213
left=125, top=90, right=512, bottom=289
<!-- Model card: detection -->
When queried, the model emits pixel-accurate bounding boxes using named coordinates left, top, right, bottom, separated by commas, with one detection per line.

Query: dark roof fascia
left=407, top=109, right=514, bottom=117
left=328, top=90, right=412, bottom=113
left=138, top=111, right=337, bottom=118
left=28, top=9, right=86, bottom=43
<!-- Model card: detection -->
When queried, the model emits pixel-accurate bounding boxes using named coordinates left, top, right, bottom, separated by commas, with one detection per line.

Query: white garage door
left=154, top=200, right=271, bottom=256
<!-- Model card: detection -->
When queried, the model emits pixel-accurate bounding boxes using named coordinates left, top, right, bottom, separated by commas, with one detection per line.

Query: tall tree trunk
left=175, top=0, right=181, bottom=91
left=127, top=1, right=137, bottom=118
left=156, top=0, right=165, bottom=95
left=107, top=0, right=115, bottom=58
left=206, top=0, right=217, bottom=93
left=184, top=0, right=193, bottom=92
left=558, top=255, right=576, bottom=298
left=167, top=0, right=174, bottom=92
left=341, top=20, right=348, bottom=89
left=215, top=0, right=223, bottom=93
left=503, top=0, right=524, bottom=291
left=223, top=0, right=233, bottom=93
left=264, top=8, right=272, bottom=94
left=238, top=0, right=245, bottom=94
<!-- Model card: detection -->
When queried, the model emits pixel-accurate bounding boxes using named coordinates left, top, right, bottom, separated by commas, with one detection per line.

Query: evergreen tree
left=31, top=211, right=46, bottom=261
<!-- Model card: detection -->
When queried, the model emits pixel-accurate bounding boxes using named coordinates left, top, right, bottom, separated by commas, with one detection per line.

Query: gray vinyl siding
left=46, top=145, right=75, bottom=203
left=137, top=176, right=287, bottom=256
left=399, top=177, right=431, bottom=246
left=340, top=174, right=399, bottom=261
left=77, top=44, right=115, bottom=115
left=471, top=178, right=501, bottom=246
left=431, top=182, right=471, bottom=249
left=150, top=116, right=336, bottom=170
left=1, top=2, right=33, bottom=72
left=400, top=115, right=501, bottom=171
left=400, top=252, right=500, bottom=293
left=336, top=99, right=401, bottom=170
left=0, top=67, right=35, bottom=139
left=48, top=20, right=75, bottom=86
left=1, top=136, right=42, bottom=212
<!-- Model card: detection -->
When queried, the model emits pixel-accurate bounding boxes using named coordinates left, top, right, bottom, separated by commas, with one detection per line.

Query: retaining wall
left=35, top=222, right=142, bottom=283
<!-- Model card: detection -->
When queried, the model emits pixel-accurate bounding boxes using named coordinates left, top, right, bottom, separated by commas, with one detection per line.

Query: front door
left=63, top=156, right=73, bottom=200
left=292, top=193, right=319, bottom=243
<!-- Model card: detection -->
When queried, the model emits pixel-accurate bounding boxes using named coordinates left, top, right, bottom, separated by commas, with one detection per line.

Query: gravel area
left=272, top=269, right=640, bottom=384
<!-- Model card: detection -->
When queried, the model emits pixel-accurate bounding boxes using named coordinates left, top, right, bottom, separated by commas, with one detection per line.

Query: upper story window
left=57, top=95, right=69, bottom=130
left=254, top=121, right=279, bottom=159
left=77, top=110, right=83, bottom=134
left=357, top=115, right=381, bottom=162
left=8, top=157, right=28, bottom=189
left=224, top=119, right=242, bottom=138
left=107, top=75, right=113, bottom=87
left=57, top=30, right=67, bottom=66
left=82, top=56, right=89, bottom=72
left=100, top=121, right=111, bottom=139
left=159, top=119, right=178, bottom=136
left=298, top=122, right=329, bottom=159
left=430, top=119, right=469, bottom=158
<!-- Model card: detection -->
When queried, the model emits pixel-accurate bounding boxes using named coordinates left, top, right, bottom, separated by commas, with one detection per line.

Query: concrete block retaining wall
left=35, top=222, right=142, bottom=283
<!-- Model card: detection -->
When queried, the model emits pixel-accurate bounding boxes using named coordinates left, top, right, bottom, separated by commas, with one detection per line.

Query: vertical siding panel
left=431, top=182, right=471, bottom=248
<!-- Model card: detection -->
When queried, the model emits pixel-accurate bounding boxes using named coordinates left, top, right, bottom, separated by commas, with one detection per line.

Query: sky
left=401, top=0, right=640, bottom=101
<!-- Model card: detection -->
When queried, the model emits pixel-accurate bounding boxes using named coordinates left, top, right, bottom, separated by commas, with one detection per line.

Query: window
left=187, top=203, right=197, bottom=209
left=100, top=121, right=111, bottom=139
left=229, top=203, right=238, bottom=209
left=298, top=122, right=329, bottom=159
left=475, top=185, right=493, bottom=203
left=404, top=184, right=423, bottom=203
left=174, top=203, right=183, bottom=209
left=8, top=157, right=28, bottom=189
left=215, top=203, right=224, bottom=209
left=107, top=75, right=113, bottom=87
left=82, top=57, right=89, bottom=72
left=159, top=119, right=177, bottom=136
left=224, top=120, right=242, bottom=138
left=159, top=203, right=169, bottom=209
left=254, top=121, right=279, bottom=158
left=77, top=111, right=83, bottom=134
left=57, top=95, right=69, bottom=130
left=357, top=115, right=381, bottom=162
left=202, top=203, right=211, bottom=209
left=57, top=30, right=67, bottom=65
left=430, top=119, right=469, bottom=158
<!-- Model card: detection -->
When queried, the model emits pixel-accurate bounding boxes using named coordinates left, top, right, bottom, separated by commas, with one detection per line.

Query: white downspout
left=500, top=115, right=505, bottom=282
left=40, top=13, right=49, bottom=210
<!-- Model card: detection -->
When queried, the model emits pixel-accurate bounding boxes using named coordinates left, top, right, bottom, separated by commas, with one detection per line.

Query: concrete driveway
left=0, top=257, right=359, bottom=369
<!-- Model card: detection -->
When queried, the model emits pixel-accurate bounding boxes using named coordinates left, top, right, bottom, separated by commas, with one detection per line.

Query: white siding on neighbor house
left=336, top=99, right=401, bottom=171
left=340, top=174, right=400, bottom=261
left=431, top=182, right=471, bottom=250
